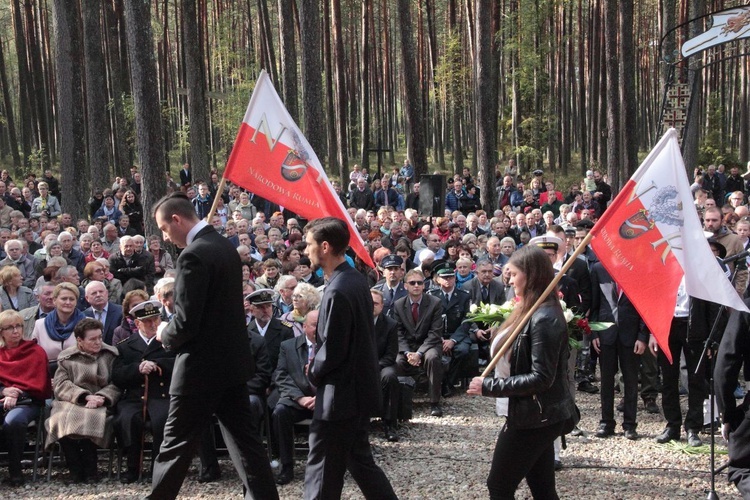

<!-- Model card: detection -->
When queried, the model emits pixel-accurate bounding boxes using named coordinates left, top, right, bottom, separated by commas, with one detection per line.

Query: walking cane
left=138, top=365, right=162, bottom=482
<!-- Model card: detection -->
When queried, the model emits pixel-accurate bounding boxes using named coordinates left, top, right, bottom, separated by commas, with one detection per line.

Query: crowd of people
left=1, top=157, right=750, bottom=498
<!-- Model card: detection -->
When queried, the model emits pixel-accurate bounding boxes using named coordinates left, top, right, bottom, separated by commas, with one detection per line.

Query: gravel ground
left=2, top=388, right=741, bottom=499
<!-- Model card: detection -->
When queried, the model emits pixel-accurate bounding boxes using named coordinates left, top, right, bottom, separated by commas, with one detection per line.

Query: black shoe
left=655, top=427, right=680, bottom=444
left=644, top=399, right=660, bottom=414
left=384, top=425, right=399, bottom=442
left=198, top=465, right=221, bottom=483
left=554, top=460, right=563, bottom=471
left=595, top=424, right=614, bottom=438
left=570, top=426, right=583, bottom=437
left=577, top=380, right=599, bottom=394
left=430, top=404, right=443, bottom=417
left=2, top=476, right=24, bottom=487
left=616, top=399, right=625, bottom=412
left=687, top=430, right=703, bottom=447
left=624, top=429, right=639, bottom=440
left=120, top=469, right=139, bottom=484
left=441, top=382, right=454, bottom=398
left=275, top=466, right=293, bottom=485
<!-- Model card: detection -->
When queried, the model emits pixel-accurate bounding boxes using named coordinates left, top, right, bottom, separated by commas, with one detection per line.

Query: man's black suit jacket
left=374, top=313, right=398, bottom=369
left=563, top=254, right=592, bottom=315
left=272, top=335, right=316, bottom=410
left=84, top=302, right=124, bottom=346
left=392, top=293, right=443, bottom=355
left=160, top=224, right=253, bottom=395
left=309, top=262, right=382, bottom=421
left=589, top=262, right=648, bottom=347
left=248, top=318, right=294, bottom=373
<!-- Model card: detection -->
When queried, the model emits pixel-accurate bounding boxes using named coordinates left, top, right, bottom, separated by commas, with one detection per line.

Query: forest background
left=0, top=0, right=748, bottom=233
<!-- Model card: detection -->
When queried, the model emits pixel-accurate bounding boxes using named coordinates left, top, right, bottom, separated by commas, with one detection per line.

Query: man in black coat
left=270, top=310, right=319, bottom=485
left=109, top=235, right=155, bottom=291
left=393, top=268, right=445, bottom=417
left=715, top=297, right=750, bottom=497
left=149, top=192, right=278, bottom=500
left=589, top=263, right=648, bottom=440
left=246, top=289, right=294, bottom=371
left=112, top=300, right=176, bottom=483
left=371, top=289, right=400, bottom=442
left=349, top=178, right=375, bottom=210
left=303, top=217, right=396, bottom=499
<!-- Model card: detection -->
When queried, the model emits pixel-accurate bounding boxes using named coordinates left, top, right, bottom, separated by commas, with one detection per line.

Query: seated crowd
left=0, top=160, right=747, bottom=487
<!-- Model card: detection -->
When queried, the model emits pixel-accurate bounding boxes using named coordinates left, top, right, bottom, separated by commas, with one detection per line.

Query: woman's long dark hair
left=491, top=245, right=559, bottom=350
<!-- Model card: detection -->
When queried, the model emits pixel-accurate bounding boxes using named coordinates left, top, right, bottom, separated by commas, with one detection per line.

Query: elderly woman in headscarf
left=279, top=282, right=321, bottom=337
left=0, top=310, right=52, bottom=486
left=46, top=318, right=120, bottom=484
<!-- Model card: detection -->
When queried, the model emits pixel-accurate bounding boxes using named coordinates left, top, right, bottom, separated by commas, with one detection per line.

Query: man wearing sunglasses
left=393, top=269, right=445, bottom=417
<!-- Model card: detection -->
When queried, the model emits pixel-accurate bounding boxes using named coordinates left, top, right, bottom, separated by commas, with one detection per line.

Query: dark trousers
left=728, top=467, right=750, bottom=500
left=272, top=404, right=313, bottom=468
left=444, top=341, right=471, bottom=386
left=639, top=349, right=659, bottom=401
left=148, top=384, right=278, bottom=500
left=303, top=415, right=397, bottom=500
left=600, top=342, right=639, bottom=430
left=487, top=420, right=564, bottom=500
left=123, top=409, right=167, bottom=473
left=380, top=366, right=400, bottom=422
left=395, top=346, right=444, bottom=403
left=658, top=317, right=708, bottom=432
left=60, top=437, right=99, bottom=480
left=2, top=405, right=40, bottom=478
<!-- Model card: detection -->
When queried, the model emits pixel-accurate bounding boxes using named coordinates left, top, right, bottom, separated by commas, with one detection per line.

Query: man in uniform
left=372, top=254, right=407, bottom=317
left=112, top=300, right=176, bottom=483
left=247, top=289, right=294, bottom=371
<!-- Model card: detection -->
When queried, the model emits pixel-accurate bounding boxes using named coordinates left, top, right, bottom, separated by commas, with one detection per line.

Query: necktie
left=411, top=302, right=419, bottom=324
left=385, top=287, right=394, bottom=305
left=384, top=189, right=389, bottom=207
left=95, top=310, right=102, bottom=322
left=307, top=343, right=317, bottom=393
left=481, top=286, right=489, bottom=303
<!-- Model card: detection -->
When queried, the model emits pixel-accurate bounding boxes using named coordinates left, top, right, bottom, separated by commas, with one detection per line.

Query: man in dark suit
left=179, top=163, right=192, bottom=189
left=270, top=310, right=318, bottom=485
left=370, top=289, right=400, bottom=442
left=393, top=268, right=445, bottom=417
left=112, top=300, right=176, bottom=483
left=246, top=289, right=294, bottom=371
left=463, top=259, right=506, bottom=362
left=149, top=192, right=278, bottom=500
left=83, top=281, right=124, bottom=345
left=589, top=262, right=648, bottom=440
left=302, top=217, right=396, bottom=500
left=372, top=254, right=407, bottom=317
left=427, top=261, right=473, bottom=397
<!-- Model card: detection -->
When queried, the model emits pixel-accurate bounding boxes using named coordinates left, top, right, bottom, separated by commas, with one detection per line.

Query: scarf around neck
left=44, top=308, right=86, bottom=342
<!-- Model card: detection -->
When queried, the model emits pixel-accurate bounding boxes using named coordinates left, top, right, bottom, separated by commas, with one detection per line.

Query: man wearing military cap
left=247, top=289, right=294, bottom=371
left=372, top=254, right=407, bottom=317
left=428, top=260, right=473, bottom=397
left=112, top=300, right=176, bottom=483
left=529, top=235, right=581, bottom=312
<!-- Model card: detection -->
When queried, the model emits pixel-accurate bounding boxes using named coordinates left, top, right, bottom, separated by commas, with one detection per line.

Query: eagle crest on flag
left=619, top=185, right=683, bottom=240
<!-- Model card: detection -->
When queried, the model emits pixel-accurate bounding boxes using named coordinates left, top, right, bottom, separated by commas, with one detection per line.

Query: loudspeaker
left=419, top=175, right=446, bottom=217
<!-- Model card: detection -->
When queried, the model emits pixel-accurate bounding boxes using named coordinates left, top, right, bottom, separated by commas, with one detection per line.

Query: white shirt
left=255, top=319, right=270, bottom=337
left=186, top=220, right=209, bottom=246
left=139, top=331, right=155, bottom=346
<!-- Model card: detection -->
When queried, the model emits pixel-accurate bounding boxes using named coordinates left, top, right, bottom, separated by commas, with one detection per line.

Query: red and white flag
left=223, top=70, right=374, bottom=268
left=589, top=129, right=748, bottom=362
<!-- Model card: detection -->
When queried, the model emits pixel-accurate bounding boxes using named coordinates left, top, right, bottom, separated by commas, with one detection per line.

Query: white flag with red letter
left=589, top=129, right=748, bottom=363
left=223, top=70, right=374, bottom=268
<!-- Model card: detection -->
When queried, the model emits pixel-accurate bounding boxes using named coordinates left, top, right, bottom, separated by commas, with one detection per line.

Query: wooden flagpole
left=480, top=232, right=594, bottom=378
left=205, top=176, right=228, bottom=223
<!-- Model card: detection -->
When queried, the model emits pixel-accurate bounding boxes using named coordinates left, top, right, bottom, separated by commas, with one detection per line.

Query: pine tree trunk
left=104, top=0, right=131, bottom=177
left=297, top=0, right=326, bottom=162
left=82, top=0, right=111, bottom=192
left=52, top=0, right=87, bottom=219
left=123, top=0, right=167, bottom=236
left=184, top=0, right=210, bottom=184
left=619, top=0, right=637, bottom=183
left=603, top=0, right=620, bottom=188
left=396, top=0, right=427, bottom=177
left=12, top=0, right=33, bottom=164
left=278, top=0, right=298, bottom=122
left=359, top=0, right=370, bottom=169
left=331, top=0, right=348, bottom=182
left=0, top=37, right=21, bottom=167
left=475, top=0, right=497, bottom=212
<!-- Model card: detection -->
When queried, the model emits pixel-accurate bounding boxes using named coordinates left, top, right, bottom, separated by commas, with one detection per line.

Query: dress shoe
left=687, top=430, right=703, bottom=447
left=275, top=466, right=294, bottom=485
left=120, top=469, right=139, bottom=484
left=655, top=427, right=680, bottom=444
left=441, top=382, right=454, bottom=398
left=624, top=429, right=639, bottom=441
left=2, top=476, right=24, bottom=487
left=577, top=380, right=599, bottom=394
left=384, top=425, right=399, bottom=442
left=595, top=424, right=614, bottom=438
left=554, top=460, right=563, bottom=471
left=570, top=426, right=583, bottom=437
left=198, top=465, right=221, bottom=483
left=430, top=404, right=443, bottom=417
left=616, top=399, right=625, bottom=412
left=644, top=399, right=660, bottom=414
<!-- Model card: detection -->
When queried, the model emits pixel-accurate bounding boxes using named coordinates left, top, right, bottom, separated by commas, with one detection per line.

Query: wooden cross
left=667, top=84, right=691, bottom=109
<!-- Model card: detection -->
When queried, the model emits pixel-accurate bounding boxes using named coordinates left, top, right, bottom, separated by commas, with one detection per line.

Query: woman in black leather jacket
left=468, top=245, right=575, bottom=500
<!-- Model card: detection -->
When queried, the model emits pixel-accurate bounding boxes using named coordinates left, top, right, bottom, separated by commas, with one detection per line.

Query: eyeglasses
left=407, top=280, right=424, bottom=286
left=1, top=324, right=23, bottom=332
left=292, top=294, right=304, bottom=299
